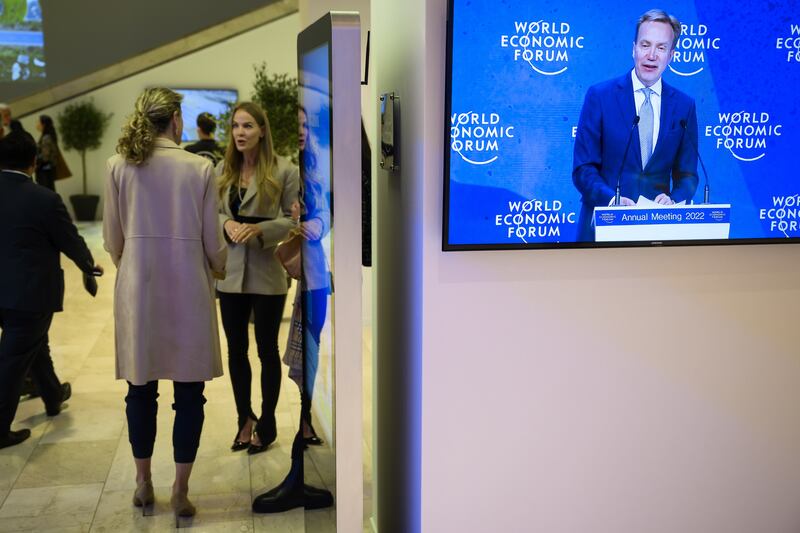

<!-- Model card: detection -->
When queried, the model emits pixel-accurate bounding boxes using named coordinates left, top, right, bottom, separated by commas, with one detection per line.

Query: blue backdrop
left=445, top=0, right=800, bottom=246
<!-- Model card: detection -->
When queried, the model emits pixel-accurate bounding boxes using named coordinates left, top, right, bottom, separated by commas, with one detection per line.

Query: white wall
left=374, top=1, right=800, bottom=533
left=17, top=13, right=300, bottom=219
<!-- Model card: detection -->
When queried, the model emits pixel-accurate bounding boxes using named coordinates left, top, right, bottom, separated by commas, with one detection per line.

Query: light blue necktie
left=638, top=87, right=654, bottom=168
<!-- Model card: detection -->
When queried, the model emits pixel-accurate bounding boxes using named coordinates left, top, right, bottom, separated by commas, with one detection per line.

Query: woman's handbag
left=275, top=231, right=302, bottom=279
left=54, top=149, right=72, bottom=181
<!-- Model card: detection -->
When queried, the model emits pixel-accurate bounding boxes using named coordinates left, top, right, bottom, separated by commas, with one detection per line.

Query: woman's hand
left=224, top=219, right=242, bottom=241
left=231, top=223, right=263, bottom=244
left=290, top=201, right=301, bottom=222
left=299, top=218, right=323, bottom=241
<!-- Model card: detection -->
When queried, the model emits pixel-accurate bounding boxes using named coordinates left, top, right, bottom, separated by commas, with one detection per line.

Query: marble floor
left=0, top=223, right=374, bottom=532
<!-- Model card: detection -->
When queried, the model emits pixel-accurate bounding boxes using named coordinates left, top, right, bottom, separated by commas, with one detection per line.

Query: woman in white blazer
left=217, top=102, right=298, bottom=455
left=103, top=88, right=227, bottom=521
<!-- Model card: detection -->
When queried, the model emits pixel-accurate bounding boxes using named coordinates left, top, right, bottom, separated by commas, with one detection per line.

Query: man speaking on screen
left=572, top=9, right=699, bottom=241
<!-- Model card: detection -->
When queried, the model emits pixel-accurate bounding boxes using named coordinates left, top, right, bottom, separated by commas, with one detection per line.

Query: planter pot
left=69, top=194, right=100, bottom=221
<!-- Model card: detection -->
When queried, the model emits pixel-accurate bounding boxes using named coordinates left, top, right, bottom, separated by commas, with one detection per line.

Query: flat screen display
left=444, top=0, right=800, bottom=250
left=0, top=0, right=46, bottom=81
left=173, top=88, right=237, bottom=143
left=298, top=23, right=337, bottom=523
left=299, top=43, right=334, bottom=431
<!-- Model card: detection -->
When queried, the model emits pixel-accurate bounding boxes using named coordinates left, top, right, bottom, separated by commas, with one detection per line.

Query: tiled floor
left=0, top=223, right=373, bottom=532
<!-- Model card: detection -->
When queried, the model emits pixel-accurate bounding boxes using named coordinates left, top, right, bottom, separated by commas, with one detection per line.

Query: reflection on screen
left=173, top=88, right=238, bottom=143
left=299, top=43, right=335, bottom=450
left=0, top=0, right=46, bottom=81
left=445, top=0, right=800, bottom=249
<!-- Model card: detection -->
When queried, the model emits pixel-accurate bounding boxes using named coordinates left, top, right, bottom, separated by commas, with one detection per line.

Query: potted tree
left=58, top=99, right=112, bottom=221
left=252, top=62, right=299, bottom=162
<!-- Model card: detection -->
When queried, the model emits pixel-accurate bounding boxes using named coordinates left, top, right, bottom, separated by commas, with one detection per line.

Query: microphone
left=615, top=115, right=640, bottom=206
left=680, top=119, right=710, bottom=204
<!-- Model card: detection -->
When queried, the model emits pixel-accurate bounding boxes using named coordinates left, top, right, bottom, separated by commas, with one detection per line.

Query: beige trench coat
left=216, top=155, right=299, bottom=295
left=103, top=138, right=227, bottom=385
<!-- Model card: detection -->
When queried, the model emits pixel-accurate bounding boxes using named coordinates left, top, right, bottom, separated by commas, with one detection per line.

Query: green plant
left=215, top=102, right=235, bottom=154
left=57, top=100, right=112, bottom=195
left=251, top=63, right=299, bottom=163
left=0, top=0, right=42, bottom=30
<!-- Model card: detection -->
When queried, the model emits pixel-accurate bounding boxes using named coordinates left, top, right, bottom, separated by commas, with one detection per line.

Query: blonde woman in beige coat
left=216, top=102, right=298, bottom=455
left=103, top=88, right=227, bottom=523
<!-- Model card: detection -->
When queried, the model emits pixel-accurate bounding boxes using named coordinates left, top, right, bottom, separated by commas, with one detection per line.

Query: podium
left=593, top=204, right=731, bottom=242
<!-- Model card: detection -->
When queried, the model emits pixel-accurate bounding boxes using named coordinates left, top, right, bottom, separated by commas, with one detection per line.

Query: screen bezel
left=441, top=0, right=800, bottom=252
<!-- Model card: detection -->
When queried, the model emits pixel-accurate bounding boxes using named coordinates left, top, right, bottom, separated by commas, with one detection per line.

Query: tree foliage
left=57, top=99, right=112, bottom=194
left=58, top=99, right=112, bottom=152
left=251, top=63, right=299, bottom=163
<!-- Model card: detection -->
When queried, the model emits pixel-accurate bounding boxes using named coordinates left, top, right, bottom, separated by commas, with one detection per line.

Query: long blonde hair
left=117, top=88, right=182, bottom=165
left=218, top=102, right=281, bottom=205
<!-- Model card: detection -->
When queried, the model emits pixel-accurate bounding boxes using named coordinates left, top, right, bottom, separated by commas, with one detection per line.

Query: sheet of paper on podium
left=594, top=198, right=731, bottom=242
left=634, top=195, right=686, bottom=207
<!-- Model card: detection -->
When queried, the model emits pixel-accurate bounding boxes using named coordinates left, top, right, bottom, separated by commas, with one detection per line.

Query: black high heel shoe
left=246, top=438, right=270, bottom=455
left=247, top=422, right=277, bottom=455
left=231, top=416, right=256, bottom=452
left=303, top=422, right=323, bottom=447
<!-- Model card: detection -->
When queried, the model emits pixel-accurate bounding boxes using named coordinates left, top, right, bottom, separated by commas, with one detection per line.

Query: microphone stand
left=680, top=118, right=710, bottom=204
left=615, top=116, right=640, bottom=206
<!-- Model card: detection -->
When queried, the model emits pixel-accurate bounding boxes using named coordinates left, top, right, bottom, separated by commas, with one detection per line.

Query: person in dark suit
left=0, top=131, right=102, bottom=449
left=572, top=9, right=698, bottom=241
left=184, top=112, right=224, bottom=165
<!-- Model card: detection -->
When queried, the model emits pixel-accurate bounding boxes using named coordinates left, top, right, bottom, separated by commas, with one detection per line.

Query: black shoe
left=304, top=484, right=334, bottom=510
left=45, top=382, right=71, bottom=416
left=246, top=441, right=271, bottom=455
left=231, top=414, right=257, bottom=452
left=304, top=434, right=324, bottom=447
left=252, top=478, right=332, bottom=513
left=247, top=424, right=276, bottom=455
left=0, top=429, right=31, bottom=449
left=231, top=436, right=250, bottom=452
left=252, top=479, right=301, bottom=513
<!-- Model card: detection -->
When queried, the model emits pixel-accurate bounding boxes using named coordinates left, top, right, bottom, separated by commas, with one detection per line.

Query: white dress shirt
left=3, top=169, right=32, bottom=179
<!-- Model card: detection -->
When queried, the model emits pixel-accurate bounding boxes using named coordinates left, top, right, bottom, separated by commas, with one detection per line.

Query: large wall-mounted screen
left=1, top=0, right=274, bottom=103
left=173, top=88, right=238, bottom=143
left=443, top=0, right=800, bottom=250
left=0, top=0, right=46, bottom=81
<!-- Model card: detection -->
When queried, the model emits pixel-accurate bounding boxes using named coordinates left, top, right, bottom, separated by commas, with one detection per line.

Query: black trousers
left=218, top=291, right=286, bottom=442
left=0, top=309, right=62, bottom=434
left=125, top=381, right=206, bottom=463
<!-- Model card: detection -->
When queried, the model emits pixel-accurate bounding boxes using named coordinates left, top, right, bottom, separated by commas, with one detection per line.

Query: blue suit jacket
left=572, top=73, right=699, bottom=241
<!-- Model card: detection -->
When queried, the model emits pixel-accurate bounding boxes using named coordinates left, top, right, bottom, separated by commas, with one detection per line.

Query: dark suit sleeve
left=45, top=193, right=95, bottom=273
left=573, top=86, right=615, bottom=207
left=670, top=100, right=700, bottom=203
